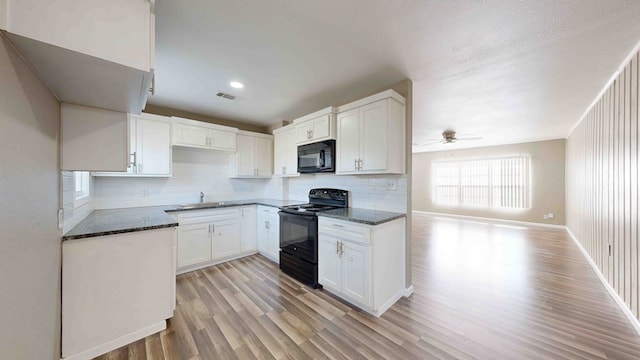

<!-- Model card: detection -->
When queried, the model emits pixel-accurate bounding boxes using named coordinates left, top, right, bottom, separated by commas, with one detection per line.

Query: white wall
left=94, top=147, right=269, bottom=209
left=413, top=139, right=566, bottom=225
left=0, top=36, right=61, bottom=359
left=281, top=174, right=407, bottom=213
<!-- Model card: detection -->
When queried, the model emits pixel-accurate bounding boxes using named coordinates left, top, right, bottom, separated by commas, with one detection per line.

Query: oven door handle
left=319, top=149, right=325, bottom=168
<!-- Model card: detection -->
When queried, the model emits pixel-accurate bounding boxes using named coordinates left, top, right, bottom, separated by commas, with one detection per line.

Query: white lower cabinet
left=176, top=208, right=248, bottom=273
left=318, top=216, right=407, bottom=317
left=62, top=228, right=176, bottom=360
left=240, top=206, right=258, bottom=252
left=257, top=205, right=280, bottom=263
left=175, top=205, right=267, bottom=273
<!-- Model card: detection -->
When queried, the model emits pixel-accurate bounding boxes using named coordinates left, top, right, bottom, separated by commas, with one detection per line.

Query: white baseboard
left=565, top=228, right=640, bottom=337
left=61, top=321, right=166, bottom=360
left=402, top=285, right=414, bottom=297
left=412, top=210, right=566, bottom=229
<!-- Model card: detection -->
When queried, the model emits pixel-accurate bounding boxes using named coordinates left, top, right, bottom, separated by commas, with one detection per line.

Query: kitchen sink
left=177, top=201, right=229, bottom=210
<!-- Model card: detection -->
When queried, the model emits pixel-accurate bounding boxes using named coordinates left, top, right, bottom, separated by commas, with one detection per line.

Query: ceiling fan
left=413, top=130, right=482, bottom=147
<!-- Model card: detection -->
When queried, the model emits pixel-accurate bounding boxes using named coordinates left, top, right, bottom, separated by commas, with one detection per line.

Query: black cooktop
left=279, top=204, right=339, bottom=214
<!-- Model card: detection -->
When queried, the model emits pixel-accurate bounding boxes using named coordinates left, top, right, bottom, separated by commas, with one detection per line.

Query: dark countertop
left=62, top=206, right=179, bottom=240
left=317, top=208, right=406, bottom=225
left=62, top=199, right=305, bottom=241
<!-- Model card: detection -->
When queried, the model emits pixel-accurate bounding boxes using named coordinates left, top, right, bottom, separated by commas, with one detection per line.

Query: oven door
left=279, top=211, right=318, bottom=263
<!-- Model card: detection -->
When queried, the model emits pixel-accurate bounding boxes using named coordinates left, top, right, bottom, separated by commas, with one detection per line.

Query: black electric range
left=279, top=188, right=349, bottom=288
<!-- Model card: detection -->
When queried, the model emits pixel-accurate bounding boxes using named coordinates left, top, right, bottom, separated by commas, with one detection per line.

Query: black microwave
left=298, top=140, right=336, bottom=173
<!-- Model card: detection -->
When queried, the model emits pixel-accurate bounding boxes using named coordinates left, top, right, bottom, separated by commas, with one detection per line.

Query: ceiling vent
left=216, top=92, right=236, bottom=100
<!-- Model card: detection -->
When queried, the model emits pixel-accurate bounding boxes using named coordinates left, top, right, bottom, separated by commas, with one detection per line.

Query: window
left=433, top=156, right=530, bottom=209
left=74, top=171, right=90, bottom=208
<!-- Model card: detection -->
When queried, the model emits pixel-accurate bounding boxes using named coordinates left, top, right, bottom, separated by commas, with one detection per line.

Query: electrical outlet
left=548, top=212, right=554, bottom=219
left=386, top=179, right=397, bottom=191
left=543, top=214, right=548, bottom=220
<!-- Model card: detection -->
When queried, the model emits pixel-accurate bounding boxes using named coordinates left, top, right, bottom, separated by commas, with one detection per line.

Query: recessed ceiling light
left=230, top=81, right=244, bottom=89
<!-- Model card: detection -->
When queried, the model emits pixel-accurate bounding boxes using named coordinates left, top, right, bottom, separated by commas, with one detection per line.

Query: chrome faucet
left=199, top=192, right=205, bottom=204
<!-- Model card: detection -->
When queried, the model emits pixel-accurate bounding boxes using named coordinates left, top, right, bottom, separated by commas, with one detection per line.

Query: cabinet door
left=209, top=128, right=236, bottom=151
left=257, top=214, right=270, bottom=254
left=240, top=206, right=257, bottom=252
left=296, top=123, right=313, bottom=143
left=136, top=117, right=171, bottom=175
left=336, top=108, right=361, bottom=173
left=285, top=128, right=299, bottom=175
left=318, top=234, right=342, bottom=293
left=256, top=137, right=273, bottom=177
left=234, top=135, right=257, bottom=176
left=274, top=131, right=287, bottom=176
left=177, top=223, right=212, bottom=268
left=311, top=114, right=330, bottom=140
left=174, top=123, right=209, bottom=148
left=211, top=218, right=241, bottom=260
left=275, top=127, right=298, bottom=176
left=7, top=0, right=152, bottom=71
left=267, top=213, right=280, bottom=261
left=341, top=241, right=370, bottom=306
left=360, top=100, right=388, bottom=172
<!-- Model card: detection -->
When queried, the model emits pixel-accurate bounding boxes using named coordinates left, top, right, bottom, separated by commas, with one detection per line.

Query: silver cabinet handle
left=354, top=158, right=358, bottom=170
left=130, top=152, right=137, bottom=172
left=339, top=241, right=344, bottom=257
left=212, top=224, right=215, bottom=233
left=309, top=129, right=313, bottom=138
left=336, top=241, right=340, bottom=255
left=208, top=224, right=211, bottom=234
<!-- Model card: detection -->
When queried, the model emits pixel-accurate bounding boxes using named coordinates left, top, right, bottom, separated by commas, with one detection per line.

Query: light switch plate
left=58, top=209, right=64, bottom=230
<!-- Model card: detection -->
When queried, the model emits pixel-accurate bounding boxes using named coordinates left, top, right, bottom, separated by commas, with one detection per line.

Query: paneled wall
left=566, top=50, right=639, bottom=318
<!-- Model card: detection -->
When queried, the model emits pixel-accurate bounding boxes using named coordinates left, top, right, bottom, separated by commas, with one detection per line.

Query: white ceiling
left=150, top=1, right=640, bottom=151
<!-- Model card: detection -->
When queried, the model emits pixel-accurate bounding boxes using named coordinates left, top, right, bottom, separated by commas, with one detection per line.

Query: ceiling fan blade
left=455, top=136, right=483, bottom=141
left=413, top=139, right=443, bottom=146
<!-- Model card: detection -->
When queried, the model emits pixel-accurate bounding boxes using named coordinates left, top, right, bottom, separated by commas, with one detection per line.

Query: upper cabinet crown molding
left=1, top=0, right=155, bottom=114
left=336, top=89, right=406, bottom=113
left=293, top=106, right=337, bottom=145
left=171, top=116, right=238, bottom=152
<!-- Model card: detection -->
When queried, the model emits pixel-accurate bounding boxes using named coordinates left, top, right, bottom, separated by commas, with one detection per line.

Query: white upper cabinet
left=293, top=107, right=336, bottom=145
left=61, top=104, right=129, bottom=172
left=1, top=0, right=155, bottom=113
left=273, top=125, right=299, bottom=177
left=94, top=113, right=172, bottom=177
left=336, top=90, right=406, bottom=175
left=229, top=131, right=273, bottom=178
left=171, top=117, right=238, bottom=152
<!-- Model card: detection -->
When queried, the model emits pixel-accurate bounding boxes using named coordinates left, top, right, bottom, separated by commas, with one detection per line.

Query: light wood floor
left=96, top=213, right=640, bottom=359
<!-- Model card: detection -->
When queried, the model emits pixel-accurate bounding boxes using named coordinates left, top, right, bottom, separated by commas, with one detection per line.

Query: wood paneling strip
left=567, top=49, right=640, bottom=324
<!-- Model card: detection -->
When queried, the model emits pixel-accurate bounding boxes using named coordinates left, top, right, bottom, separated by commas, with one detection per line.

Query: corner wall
left=0, top=35, right=61, bottom=359
left=566, top=49, right=640, bottom=319
left=413, top=139, right=566, bottom=225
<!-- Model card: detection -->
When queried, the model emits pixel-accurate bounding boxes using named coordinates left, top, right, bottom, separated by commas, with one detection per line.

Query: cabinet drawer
left=319, top=218, right=370, bottom=245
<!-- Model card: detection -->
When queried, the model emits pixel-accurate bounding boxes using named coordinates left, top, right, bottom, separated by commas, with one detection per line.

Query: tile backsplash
left=94, top=147, right=268, bottom=209
left=283, top=173, right=407, bottom=213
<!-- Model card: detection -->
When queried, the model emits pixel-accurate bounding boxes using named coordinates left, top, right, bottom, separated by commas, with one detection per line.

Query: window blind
left=433, top=156, right=530, bottom=209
